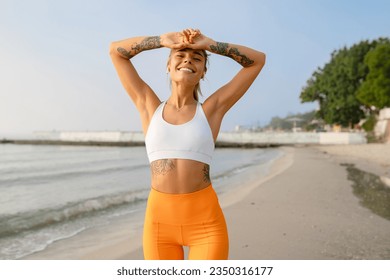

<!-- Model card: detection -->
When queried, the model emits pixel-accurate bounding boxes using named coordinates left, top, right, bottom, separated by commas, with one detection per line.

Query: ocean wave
left=0, top=163, right=149, bottom=188
left=0, top=189, right=149, bottom=238
left=0, top=225, right=87, bottom=260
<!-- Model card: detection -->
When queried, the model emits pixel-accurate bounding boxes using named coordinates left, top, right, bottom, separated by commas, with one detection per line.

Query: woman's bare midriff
left=150, top=159, right=211, bottom=194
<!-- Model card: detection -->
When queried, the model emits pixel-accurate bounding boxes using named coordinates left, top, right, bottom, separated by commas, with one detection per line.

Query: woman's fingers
left=182, top=28, right=201, bottom=44
left=182, top=29, right=191, bottom=43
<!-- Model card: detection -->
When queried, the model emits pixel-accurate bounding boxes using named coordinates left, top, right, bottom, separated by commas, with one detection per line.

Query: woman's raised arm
left=109, top=32, right=193, bottom=133
left=109, top=36, right=162, bottom=113
left=187, top=30, right=265, bottom=116
left=109, top=32, right=197, bottom=108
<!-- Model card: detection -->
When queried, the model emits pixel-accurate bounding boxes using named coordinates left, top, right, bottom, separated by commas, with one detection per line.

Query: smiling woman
left=109, top=28, right=265, bottom=260
left=167, top=48, right=208, bottom=103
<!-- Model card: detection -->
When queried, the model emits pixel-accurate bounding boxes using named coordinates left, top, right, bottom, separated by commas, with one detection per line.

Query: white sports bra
left=145, top=102, right=215, bottom=165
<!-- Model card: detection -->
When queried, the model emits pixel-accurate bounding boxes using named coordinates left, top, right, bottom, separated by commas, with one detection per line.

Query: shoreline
left=21, top=147, right=288, bottom=260
left=21, top=144, right=390, bottom=260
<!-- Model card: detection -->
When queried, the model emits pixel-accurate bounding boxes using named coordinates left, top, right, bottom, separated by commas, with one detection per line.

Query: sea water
left=0, top=144, right=282, bottom=259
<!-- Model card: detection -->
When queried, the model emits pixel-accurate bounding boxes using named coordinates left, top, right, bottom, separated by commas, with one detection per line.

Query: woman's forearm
left=109, top=30, right=265, bottom=68
left=206, top=39, right=265, bottom=68
left=109, top=36, right=162, bottom=59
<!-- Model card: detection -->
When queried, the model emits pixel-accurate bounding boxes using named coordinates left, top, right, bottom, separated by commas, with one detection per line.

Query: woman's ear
left=166, top=59, right=171, bottom=73
left=166, top=62, right=171, bottom=73
left=202, top=68, right=207, bottom=79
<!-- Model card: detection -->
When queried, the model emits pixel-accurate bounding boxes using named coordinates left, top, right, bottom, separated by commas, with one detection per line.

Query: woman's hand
left=182, top=28, right=212, bottom=50
left=160, top=31, right=188, bottom=49
left=161, top=28, right=212, bottom=50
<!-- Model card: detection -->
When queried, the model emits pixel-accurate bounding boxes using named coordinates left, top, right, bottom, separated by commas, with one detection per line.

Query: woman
left=109, top=28, right=265, bottom=260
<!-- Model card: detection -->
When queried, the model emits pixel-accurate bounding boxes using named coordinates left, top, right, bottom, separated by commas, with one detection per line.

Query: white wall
left=374, top=108, right=390, bottom=142
left=217, top=132, right=366, bottom=145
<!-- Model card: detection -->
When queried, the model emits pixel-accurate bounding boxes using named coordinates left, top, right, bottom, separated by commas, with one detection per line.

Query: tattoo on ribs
left=210, top=42, right=254, bottom=67
left=203, top=164, right=211, bottom=183
left=151, top=159, right=176, bottom=176
left=117, top=36, right=161, bottom=59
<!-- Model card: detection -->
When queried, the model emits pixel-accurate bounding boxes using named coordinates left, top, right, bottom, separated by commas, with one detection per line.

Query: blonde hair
left=168, top=49, right=209, bottom=101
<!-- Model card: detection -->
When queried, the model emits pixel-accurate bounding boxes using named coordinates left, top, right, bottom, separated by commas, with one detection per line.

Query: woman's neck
left=168, top=85, right=196, bottom=108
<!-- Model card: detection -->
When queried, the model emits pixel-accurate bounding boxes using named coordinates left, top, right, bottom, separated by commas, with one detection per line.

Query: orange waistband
left=146, top=184, right=223, bottom=225
left=150, top=184, right=213, bottom=197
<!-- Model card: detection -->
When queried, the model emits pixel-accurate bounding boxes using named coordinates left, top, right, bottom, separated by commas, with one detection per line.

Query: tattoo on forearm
left=117, top=47, right=132, bottom=59
left=151, top=159, right=175, bottom=176
left=210, top=42, right=254, bottom=67
left=210, top=42, right=229, bottom=56
left=117, top=36, right=161, bottom=59
left=203, top=164, right=211, bottom=183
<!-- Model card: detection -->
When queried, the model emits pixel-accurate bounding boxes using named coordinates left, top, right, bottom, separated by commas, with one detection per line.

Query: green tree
left=300, top=38, right=389, bottom=127
left=357, top=43, right=390, bottom=109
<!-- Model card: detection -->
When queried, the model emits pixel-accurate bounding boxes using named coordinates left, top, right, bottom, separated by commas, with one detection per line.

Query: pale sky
left=1, top=0, right=389, bottom=137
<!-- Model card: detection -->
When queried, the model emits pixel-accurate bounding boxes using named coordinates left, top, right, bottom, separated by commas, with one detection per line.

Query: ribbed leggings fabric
left=143, top=185, right=229, bottom=260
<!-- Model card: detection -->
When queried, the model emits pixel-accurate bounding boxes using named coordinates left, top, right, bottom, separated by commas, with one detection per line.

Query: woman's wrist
left=202, top=37, right=216, bottom=52
left=159, top=33, right=167, bottom=48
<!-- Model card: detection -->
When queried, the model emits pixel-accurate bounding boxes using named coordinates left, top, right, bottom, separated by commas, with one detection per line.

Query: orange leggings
left=143, top=185, right=229, bottom=260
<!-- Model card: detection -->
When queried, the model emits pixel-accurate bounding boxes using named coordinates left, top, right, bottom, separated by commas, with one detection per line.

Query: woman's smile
left=177, top=67, right=195, bottom=73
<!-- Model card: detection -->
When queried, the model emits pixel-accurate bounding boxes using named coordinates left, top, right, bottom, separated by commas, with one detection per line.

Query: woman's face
left=168, top=48, right=206, bottom=86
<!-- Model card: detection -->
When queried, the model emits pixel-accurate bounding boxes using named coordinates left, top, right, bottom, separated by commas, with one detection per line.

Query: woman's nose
left=184, top=57, right=192, bottom=63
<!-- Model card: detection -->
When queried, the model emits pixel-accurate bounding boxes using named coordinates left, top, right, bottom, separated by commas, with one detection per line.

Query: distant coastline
left=1, top=130, right=368, bottom=147
left=0, top=138, right=279, bottom=148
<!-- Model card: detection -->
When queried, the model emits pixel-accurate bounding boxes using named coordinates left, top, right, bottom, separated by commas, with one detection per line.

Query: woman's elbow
left=258, top=51, right=266, bottom=67
left=252, top=51, right=265, bottom=71
left=109, top=42, right=118, bottom=57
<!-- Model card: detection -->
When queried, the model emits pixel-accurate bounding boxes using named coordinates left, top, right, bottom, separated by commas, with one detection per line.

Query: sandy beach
left=23, top=144, right=390, bottom=260
left=226, top=144, right=390, bottom=259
